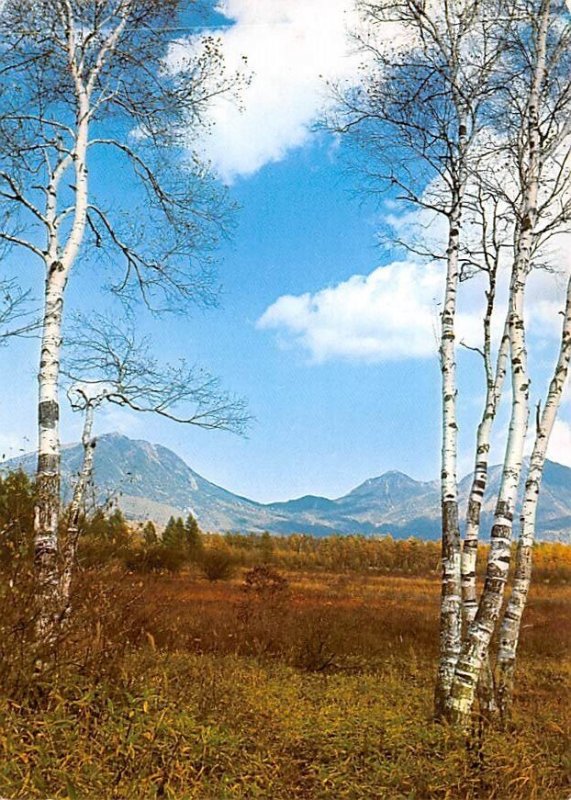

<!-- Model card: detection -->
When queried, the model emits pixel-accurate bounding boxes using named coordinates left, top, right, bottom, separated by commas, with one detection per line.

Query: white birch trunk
left=447, top=259, right=531, bottom=725
left=446, top=0, right=550, bottom=725
left=435, top=191, right=464, bottom=716
left=59, top=402, right=96, bottom=613
left=496, top=271, right=571, bottom=719
left=462, top=319, right=509, bottom=717
left=462, top=318, right=509, bottom=625
left=34, top=81, right=90, bottom=634
left=34, top=267, right=68, bottom=630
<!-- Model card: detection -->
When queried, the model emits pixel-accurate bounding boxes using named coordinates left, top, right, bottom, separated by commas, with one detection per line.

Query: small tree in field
left=0, top=470, right=36, bottom=566
left=201, top=543, right=236, bottom=582
left=142, top=521, right=157, bottom=547
left=185, top=513, right=204, bottom=562
left=162, top=517, right=186, bottom=550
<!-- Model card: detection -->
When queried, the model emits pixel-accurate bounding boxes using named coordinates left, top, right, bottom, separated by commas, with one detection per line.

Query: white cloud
left=547, top=419, right=571, bottom=467
left=257, top=244, right=571, bottom=365
left=257, top=260, right=489, bottom=362
left=255, top=168, right=571, bottom=364
left=192, top=0, right=364, bottom=181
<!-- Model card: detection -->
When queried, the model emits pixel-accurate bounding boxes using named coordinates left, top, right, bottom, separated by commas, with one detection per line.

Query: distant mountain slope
left=3, top=433, right=570, bottom=540
left=3, top=433, right=289, bottom=531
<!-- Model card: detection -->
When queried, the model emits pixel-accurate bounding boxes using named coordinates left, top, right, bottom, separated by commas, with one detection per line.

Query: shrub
left=200, top=545, right=236, bottom=581
left=0, top=470, right=35, bottom=567
left=235, top=567, right=291, bottom=658
left=123, top=543, right=188, bottom=573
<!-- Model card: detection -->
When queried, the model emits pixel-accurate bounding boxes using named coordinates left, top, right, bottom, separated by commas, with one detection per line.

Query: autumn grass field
left=0, top=567, right=569, bottom=799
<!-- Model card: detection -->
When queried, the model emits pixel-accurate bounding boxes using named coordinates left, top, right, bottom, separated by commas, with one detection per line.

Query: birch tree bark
left=460, top=196, right=511, bottom=628
left=435, top=178, right=465, bottom=716
left=496, top=271, right=571, bottom=719
left=461, top=214, right=510, bottom=715
left=461, top=322, right=509, bottom=625
left=59, top=399, right=96, bottom=615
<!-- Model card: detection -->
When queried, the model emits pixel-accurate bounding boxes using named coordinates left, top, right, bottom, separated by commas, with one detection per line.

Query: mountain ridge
left=2, top=432, right=570, bottom=541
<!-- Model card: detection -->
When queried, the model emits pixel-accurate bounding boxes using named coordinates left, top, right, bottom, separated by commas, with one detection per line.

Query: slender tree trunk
left=435, top=188, right=464, bottom=717
left=496, top=272, right=571, bottom=720
left=447, top=268, right=531, bottom=725
left=445, top=1, right=550, bottom=726
left=462, top=318, right=509, bottom=625
left=59, top=402, right=96, bottom=613
left=462, top=319, right=509, bottom=717
left=34, top=85, right=90, bottom=635
left=34, top=267, right=67, bottom=633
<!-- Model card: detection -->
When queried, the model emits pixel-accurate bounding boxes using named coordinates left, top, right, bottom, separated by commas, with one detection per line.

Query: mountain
left=3, top=433, right=570, bottom=540
left=3, top=433, right=289, bottom=532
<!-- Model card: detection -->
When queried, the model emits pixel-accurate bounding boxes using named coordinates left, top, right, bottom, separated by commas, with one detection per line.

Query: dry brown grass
left=135, top=569, right=570, bottom=666
left=0, top=565, right=569, bottom=798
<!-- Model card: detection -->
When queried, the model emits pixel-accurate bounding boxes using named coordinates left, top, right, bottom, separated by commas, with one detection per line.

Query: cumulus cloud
left=257, top=251, right=571, bottom=364
left=257, top=260, right=491, bottom=362
left=193, top=0, right=364, bottom=181
left=257, top=172, right=571, bottom=365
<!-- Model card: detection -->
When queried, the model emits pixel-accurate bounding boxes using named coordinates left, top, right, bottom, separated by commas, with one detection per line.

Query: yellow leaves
left=0, top=654, right=567, bottom=800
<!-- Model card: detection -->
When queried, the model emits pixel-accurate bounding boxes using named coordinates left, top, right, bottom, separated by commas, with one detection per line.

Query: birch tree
left=332, top=0, right=511, bottom=717
left=495, top=271, right=571, bottom=718
left=0, top=0, right=239, bottom=632
left=336, top=0, right=571, bottom=725
left=458, top=193, right=512, bottom=715
left=447, top=0, right=571, bottom=725
left=459, top=194, right=510, bottom=635
left=58, top=313, right=249, bottom=613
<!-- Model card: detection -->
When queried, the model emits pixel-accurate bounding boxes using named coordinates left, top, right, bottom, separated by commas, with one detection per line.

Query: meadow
left=0, top=553, right=569, bottom=799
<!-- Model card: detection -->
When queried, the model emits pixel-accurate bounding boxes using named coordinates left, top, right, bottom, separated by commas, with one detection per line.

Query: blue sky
left=0, top=0, right=570, bottom=503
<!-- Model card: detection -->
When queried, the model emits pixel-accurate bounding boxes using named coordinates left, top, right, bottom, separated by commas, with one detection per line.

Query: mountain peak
left=348, top=469, right=423, bottom=497
left=373, top=470, right=419, bottom=483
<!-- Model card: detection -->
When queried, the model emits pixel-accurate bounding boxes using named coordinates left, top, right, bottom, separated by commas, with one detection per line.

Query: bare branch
left=62, top=313, right=251, bottom=435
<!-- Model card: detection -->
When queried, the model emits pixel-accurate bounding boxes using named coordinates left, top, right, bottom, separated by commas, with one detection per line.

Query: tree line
left=2, top=469, right=570, bottom=582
